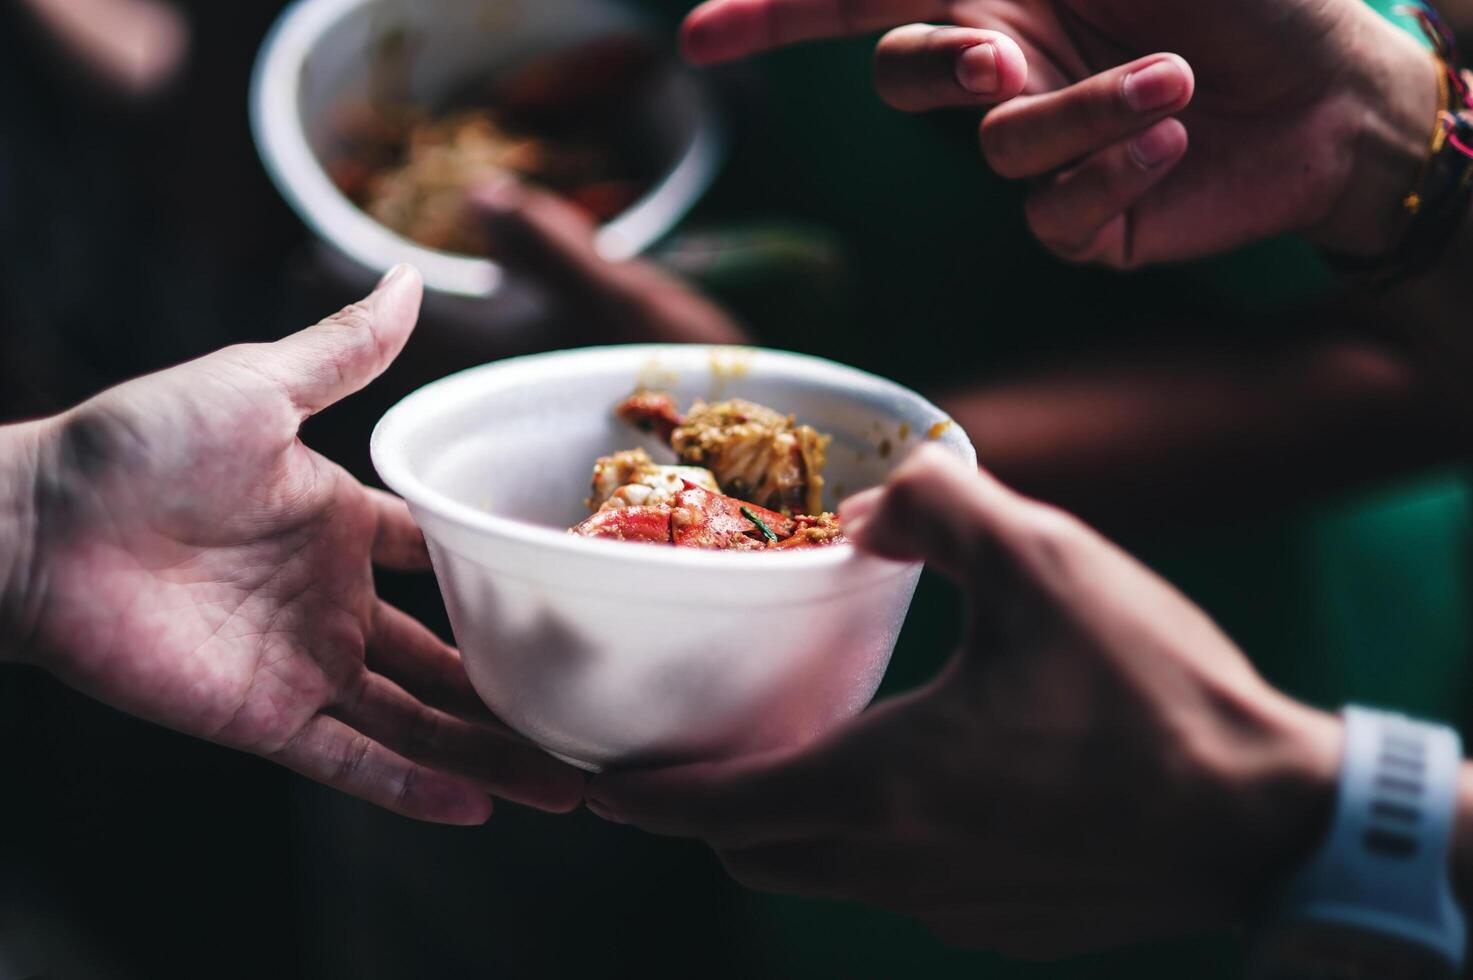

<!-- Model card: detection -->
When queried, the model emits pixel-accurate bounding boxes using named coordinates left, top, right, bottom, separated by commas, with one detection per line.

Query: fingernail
left=585, top=796, right=626, bottom=825
left=1129, top=119, right=1184, bottom=168
left=376, top=262, right=411, bottom=291
left=956, top=42, right=998, bottom=95
left=1123, top=59, right=1186, bottom=113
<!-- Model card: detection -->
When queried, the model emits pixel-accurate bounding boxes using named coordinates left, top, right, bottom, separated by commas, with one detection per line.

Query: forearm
left=936, top=334, right=1460, bottom=531
left=0, top=420, right=48, bottom=664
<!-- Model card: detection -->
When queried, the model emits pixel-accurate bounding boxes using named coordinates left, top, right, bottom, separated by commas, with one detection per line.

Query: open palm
left=19, top=266, right=582, bottom=822
left=683, top=0, right=1430, bottom=263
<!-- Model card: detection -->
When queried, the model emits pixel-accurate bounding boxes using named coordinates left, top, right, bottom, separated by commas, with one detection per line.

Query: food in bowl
left=324, top=36, right=661, bottom=256
left=370, top=344, right=976, bottom=769
left=570, top=392, right=845, bottom=551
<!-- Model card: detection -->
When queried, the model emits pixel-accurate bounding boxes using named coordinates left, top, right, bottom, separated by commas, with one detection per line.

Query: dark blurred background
left=3, top=1, right=1472, bottom=977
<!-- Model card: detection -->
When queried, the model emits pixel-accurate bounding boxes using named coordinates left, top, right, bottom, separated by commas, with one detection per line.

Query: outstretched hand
left=471, top=177, right=750, bottom=345
left=681, top=0, right=1435, bottom=266
left=590, top=445, right=1343, bottom=957
left=10, top=266, right=584, bottom=823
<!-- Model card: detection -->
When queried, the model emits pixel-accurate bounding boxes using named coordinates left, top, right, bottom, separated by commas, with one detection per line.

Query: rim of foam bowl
left=371, top=345, right=978, bottom=573
left=249, top=0, right=725, bottom=299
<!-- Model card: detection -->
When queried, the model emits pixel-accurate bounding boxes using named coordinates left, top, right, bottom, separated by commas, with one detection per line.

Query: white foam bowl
left=372, top=345, right=976, bottom=770
left=251, top=0, right=722, bottom=298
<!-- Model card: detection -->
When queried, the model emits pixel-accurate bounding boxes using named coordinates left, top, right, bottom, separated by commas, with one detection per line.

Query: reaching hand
left=589, top=445, right=1343, bottom=957
left=471, top=177, right=750, bottom=345
left=9, top=266, right=584, bottom=823
left=681, top=0, right=1437, bottom=266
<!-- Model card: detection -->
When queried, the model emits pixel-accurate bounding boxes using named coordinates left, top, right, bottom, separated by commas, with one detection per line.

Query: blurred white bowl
left=372, top=346, right=975, bottom=771
left=251, top=0, right=722, bottom=298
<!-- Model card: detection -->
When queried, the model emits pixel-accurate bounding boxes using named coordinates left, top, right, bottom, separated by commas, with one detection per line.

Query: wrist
left=0, top=419, right=51, bottom=665
left=1305, top=9, right=1441, bottom=256
left=1221, top=695, right=1343, bottom=911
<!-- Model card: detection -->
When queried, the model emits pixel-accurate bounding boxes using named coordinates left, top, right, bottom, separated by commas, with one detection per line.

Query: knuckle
left=1028, top=213, right=1100, bottom=265
left=977, top=115, right=1016, bottom=176
left=1074, top=217, right=1136, bottom=270
left=334, top=733, right=375, bottom=785
left=411, top=705, right=444, bottom=758
left=393, top=764, right=419, bottom=813
left=1022, top=194, right=1072, bottom=252
left=1008, top=504, right=1090, bottom=575
left=323, top=302, right=386, bottom=364
left=1085, top=74, right=1133, bottom=135
left=979, top=114, right=1034, bottom=180
left=872, top=29, right=927, bottom=111
left=323, top=301, right=375, bottom=335
left=338, top=668, right=371, bottom=716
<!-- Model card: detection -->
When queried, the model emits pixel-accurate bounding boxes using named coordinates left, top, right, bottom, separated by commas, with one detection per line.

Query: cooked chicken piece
left=670, top=399, right=830, bottom=516
left=588, top=448, right=719, bottom=511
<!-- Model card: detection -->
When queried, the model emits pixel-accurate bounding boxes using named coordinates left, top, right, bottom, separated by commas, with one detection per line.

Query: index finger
left=681, top=0, right=948, bottom=65
left=980, top=54, right=1193, bottom=179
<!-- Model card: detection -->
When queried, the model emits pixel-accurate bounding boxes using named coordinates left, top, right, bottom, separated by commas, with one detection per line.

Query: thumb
left=263, top=263, right=424, bottom=418
left=840, top=443, right=1023, bottom=589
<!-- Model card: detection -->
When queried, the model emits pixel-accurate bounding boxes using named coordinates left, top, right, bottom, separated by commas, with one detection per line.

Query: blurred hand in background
left=303, top=177, right=750, bottom=388
left=680, top=0, right=1437, bottom=266
left=0, top=265, right=584, bottom=823
left=18, top=0, right=189, bottom=97
left=589, top=445, right=1346, bottom=957
left=471, top=177, right=750, bottom=345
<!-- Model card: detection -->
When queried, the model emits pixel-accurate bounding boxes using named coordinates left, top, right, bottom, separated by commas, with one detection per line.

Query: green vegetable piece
left=741, top=506, right=779, bottom=544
